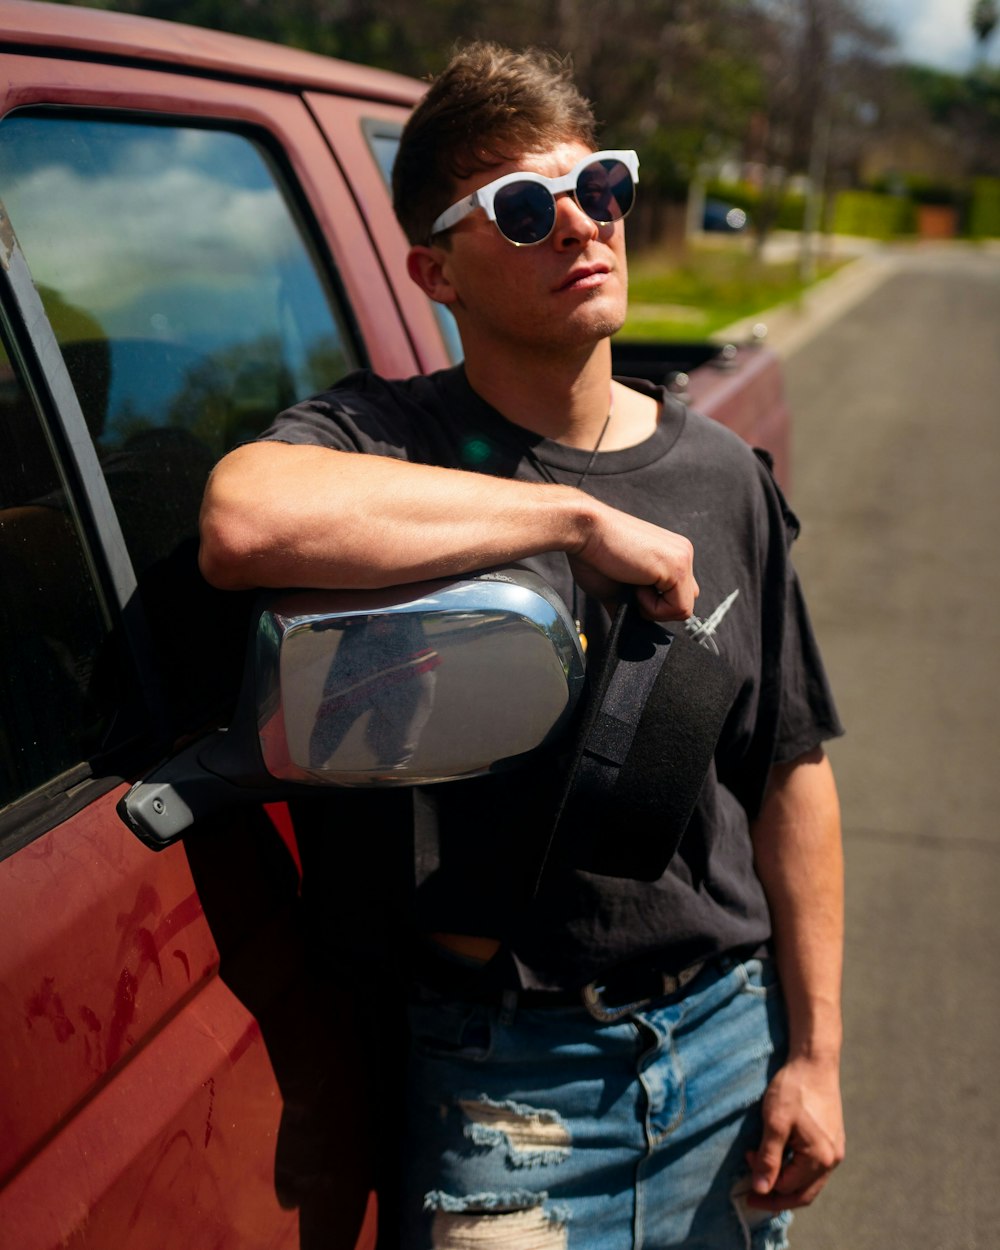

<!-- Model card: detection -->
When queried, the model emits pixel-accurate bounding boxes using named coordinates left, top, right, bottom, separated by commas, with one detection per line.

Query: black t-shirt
left=260, top=365, right=842, bottom=988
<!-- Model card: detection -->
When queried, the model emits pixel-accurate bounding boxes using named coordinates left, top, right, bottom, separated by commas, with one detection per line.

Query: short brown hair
left=392, top=42, right=598, bottom=246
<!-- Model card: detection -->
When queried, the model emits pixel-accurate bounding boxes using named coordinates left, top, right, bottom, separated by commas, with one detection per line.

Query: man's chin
left=576, top=305, right=628, bottom=345
left=562, top=287, right=627, bottom=336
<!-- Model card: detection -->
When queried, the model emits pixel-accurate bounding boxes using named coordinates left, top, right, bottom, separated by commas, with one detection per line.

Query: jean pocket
left=737, top=957, right=782, bottom=999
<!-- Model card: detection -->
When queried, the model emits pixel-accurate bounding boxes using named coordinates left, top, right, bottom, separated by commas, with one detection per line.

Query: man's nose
left=551, top=192, right=601, bottom=248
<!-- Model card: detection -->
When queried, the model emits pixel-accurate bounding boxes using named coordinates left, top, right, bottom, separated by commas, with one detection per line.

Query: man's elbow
left=198, top=470, right=263, bottom=591
left=198, top=509, right=257, bottom=590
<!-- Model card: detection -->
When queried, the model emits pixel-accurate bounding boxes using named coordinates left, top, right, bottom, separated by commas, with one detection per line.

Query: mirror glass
left=255, top=573, right=585, bottom=785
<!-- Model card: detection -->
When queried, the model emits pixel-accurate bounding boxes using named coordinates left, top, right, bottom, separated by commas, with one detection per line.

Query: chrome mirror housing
left=120, top=567, right=585, bottom=849
left=254, top=567, right=585, bottom=785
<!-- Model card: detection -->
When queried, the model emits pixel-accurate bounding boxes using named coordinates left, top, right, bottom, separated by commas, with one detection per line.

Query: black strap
left=532, top=593, right=741, bottom=893
left=529, top=594, right=634, bottom=897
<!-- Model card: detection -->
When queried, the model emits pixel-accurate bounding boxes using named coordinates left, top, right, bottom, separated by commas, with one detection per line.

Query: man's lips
left=555, top=264, right=611, bottom=292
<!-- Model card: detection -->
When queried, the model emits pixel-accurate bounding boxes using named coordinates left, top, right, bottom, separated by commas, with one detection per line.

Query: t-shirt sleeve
left=774, top=563, right=844, bottom=763
left=253, top=370, right=419, bottom=458
left=756, top=450, right=844, bottom=764
left=257, top=398, right=360, bottom=451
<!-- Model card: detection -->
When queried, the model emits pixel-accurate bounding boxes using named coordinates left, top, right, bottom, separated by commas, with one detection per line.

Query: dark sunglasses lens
left=494, top=180, right=556, bottom=244
left=577, top=159, right=635, bottom=223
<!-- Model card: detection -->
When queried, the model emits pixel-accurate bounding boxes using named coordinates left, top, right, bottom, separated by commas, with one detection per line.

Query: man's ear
left=406, top=245, right=458, bottom=306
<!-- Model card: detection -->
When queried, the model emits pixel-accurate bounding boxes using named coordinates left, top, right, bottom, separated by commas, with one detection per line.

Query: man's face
left=427, top=141, right=630, bottom=359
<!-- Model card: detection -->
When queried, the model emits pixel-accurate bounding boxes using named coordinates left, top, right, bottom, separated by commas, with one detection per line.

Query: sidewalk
left=714, top=236, right=1000, bottom=359
left=713, top=247, right=898, bottom=359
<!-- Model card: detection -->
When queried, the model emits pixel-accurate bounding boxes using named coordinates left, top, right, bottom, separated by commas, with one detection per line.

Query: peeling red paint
left=79, top=1005, right=101, bottom=1033
left=113, top=890, right=200, bottom=1002
left=203, top=1076, right=216, bottom=1147
left=77, top=1003, right=105, bottom=1074
left=105, top=968, right=139, bottom=1067
left=25, top=976, right=76, bottom=1042
left=132, top=926, right=163, bottom=983
left=116, top=882, right=161, bottom=938
left=153, top=891, right=203, bottom=948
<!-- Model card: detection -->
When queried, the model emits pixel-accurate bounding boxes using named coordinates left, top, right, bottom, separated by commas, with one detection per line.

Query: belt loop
left=499, top=988, right=518, bottom=1027
left=581, top=982, right=652, bottom=1023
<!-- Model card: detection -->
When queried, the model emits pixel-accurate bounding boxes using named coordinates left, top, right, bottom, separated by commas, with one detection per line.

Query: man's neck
left=463, top=338, right=614, bottom=449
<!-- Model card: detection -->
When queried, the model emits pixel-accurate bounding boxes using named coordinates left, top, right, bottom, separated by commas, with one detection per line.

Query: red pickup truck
left=0, top=3, right=790, bottom=1246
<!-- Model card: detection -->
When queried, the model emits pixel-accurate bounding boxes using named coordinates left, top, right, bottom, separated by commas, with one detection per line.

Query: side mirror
left=119, top=567, right=585, bottom=849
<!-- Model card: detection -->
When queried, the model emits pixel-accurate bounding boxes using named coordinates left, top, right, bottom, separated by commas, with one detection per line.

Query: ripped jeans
left=400, top=957, right=791, bottom=1250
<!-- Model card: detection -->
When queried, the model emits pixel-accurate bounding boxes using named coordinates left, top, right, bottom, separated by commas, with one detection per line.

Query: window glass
left=0, top=335, right=117, bottom=808
left=0, top=116, right=355, bottom=458
left=0, top=114, right=359, bottom=731
left=365, top=123, right=463, bottom=364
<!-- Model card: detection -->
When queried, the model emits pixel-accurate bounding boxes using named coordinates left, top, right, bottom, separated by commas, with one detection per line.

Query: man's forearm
left=198, top=440, right=698, bottom=620
left=751, top=746, right=844, bottom=1062
left=745, top=746, right=845, bottom=1208
left=199, top=441, right=577, bottom=589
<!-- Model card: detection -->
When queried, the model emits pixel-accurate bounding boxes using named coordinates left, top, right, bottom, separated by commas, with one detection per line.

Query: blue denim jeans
left=400, top=957, right=791, bottom=1249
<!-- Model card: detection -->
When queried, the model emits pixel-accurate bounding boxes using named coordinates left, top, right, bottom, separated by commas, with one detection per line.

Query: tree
left=972, top=0, right=999, bottom=46
left=898, top=63, right=1000, bottom=180
left=731, top=0, right=894, bottom=254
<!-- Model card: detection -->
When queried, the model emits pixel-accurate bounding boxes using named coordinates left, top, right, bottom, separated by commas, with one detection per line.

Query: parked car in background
left=703, top=196, right=750, bottom=232
left=0, top=2, right=791, bottom=1246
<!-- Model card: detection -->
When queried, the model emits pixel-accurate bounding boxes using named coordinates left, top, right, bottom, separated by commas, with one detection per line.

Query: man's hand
left=568, top=499, right=699, bottom=622
left=745, top=1056, right=845, bottom=1210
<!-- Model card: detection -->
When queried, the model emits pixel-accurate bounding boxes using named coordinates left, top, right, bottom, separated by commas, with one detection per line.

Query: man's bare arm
left=198, top=440, right=698, bottom=620
left=746, top=747, right=846, bottom=1210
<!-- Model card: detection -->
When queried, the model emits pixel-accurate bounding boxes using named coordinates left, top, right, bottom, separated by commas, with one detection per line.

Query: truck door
left=0, top=63, right=387, bottom=1250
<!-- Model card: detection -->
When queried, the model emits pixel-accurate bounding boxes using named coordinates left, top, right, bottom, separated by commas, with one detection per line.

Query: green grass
left=622, top=241, right=845, bottom=341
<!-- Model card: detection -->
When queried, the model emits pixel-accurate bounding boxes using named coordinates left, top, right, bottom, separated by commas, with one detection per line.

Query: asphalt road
left=771, top=244, right=1000, bottom=1250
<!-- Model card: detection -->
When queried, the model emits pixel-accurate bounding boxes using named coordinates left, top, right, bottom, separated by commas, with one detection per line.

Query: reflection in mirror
left=307, top=614, right=441, bottom=772
left=256, top=571, right=585, bottom=786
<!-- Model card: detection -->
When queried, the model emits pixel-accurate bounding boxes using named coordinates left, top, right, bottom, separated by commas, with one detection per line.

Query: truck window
left=0, top=115, right=356, bottom=458
left=364, top=120, right=464, bottom=364
left=0, top=114, right=361, bottom=733
left=0, top=334, right=119, bottom=812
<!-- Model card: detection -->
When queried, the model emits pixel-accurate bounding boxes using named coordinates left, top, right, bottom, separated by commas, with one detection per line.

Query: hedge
left=832, top=191, right=915, bottom=239
left=705, top=181, right=807, bottom=231
left=969, top=178, right=1000, bottom=238
left=704, top=180, right=1000, bottom=239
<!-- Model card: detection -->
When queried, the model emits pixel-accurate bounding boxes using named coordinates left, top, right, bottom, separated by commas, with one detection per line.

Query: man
left=200, top=42, right=845, bottom=1249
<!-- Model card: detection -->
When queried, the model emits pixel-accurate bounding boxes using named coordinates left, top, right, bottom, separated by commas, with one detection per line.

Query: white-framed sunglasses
left=430, top=149, right=639, bottom=246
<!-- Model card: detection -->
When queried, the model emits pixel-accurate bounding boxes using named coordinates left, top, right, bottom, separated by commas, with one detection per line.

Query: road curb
left=714, top=251, right=899, bottom=359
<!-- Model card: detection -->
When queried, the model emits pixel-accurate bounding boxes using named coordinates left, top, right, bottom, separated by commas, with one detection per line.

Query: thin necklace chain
left=526, top=390, right=614, bottom=488
left=572, top=399, right=613, bottom=489
left=524, top=391, right=614, bottom=650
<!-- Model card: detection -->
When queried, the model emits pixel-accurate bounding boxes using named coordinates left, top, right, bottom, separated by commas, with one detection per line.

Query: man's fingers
left=746, top=1117, right=843, bottom=1211
left=635, top=576, right=699, bottom=622
left=745, top=1158, right=835, bottom=1211
left=568, top=570, right=698, bottom=624
left=569, top=503, right=698, bottom=619
left=747, top=1121, right=791, bottom=1196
